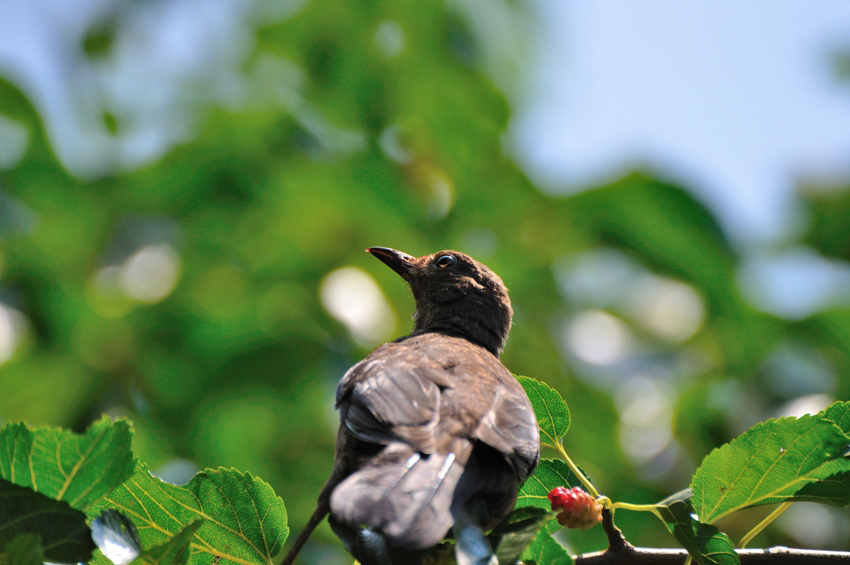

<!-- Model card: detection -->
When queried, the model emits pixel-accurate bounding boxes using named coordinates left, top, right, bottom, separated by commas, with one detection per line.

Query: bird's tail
left=330, top=440, right=473, bottom=550
left=280, top=496, right=329, bottom=565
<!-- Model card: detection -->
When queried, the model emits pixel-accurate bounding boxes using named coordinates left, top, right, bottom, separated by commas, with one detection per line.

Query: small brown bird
left=282, top=248, right=539, bottom=565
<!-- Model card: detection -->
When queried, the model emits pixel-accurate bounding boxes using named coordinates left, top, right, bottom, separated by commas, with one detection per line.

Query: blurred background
left=2, top=0, right=850, bottom=561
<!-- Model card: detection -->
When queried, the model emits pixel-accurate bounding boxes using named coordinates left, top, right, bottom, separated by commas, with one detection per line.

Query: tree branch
left=574, top=546, right=850, bottom=564
left=600, top=508, right=631, bottom=554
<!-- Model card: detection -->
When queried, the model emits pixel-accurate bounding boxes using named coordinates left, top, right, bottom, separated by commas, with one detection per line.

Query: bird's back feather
left=329, top=333, right=539, bottom=549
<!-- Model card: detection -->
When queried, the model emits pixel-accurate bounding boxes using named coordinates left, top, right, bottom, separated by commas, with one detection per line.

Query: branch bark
left=574, top=546, right=850, bottom=564
left=599, top=508, right=631, bottom=554
left=582, top=507, right=850, bottom=563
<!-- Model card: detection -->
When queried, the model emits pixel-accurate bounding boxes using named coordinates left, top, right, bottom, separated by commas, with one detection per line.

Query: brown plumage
left=282, top=248, right=539, bottom=565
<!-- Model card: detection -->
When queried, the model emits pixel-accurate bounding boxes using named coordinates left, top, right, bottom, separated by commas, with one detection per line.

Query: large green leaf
left=0, top=417, right=134, bottom=511
left=691, top=414, right=850, bottom=523
left=0, top=479, right=95, bottom=564
left=520, top=529, right=572, bottom=565
left=792, top=401, right=850, bottom=505
left=517, top=459, right=583, bottom=537
left=517, top=459, right=580, bottom=512
left=135, top=521, right=205, bottom=565
left=824, top=401, right=850, bottom=433
left=656, top=490, right=738, bottom=565
left=487, top=507, right=549, bottom=565
left=517, top=376, right=570, bottom=448
left=2, top=533, right=44, bottom=565
left=90, top=463, right=286, bottom=565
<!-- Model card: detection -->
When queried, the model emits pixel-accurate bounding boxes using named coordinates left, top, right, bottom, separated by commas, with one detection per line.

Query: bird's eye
left=435, top=255, right=456, bottom=268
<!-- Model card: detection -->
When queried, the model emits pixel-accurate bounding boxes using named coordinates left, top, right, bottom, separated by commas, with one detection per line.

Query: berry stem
left=555, top=442, right=599, bottom=498
left=610, top=501, right=664, bottom=521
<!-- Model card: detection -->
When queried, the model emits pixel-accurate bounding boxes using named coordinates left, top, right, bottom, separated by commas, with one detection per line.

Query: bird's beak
left=366, top=247, right=415, bottom=278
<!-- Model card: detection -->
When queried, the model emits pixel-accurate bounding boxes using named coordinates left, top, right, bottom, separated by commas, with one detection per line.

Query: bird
left=282, top=247, right=540, bottom=565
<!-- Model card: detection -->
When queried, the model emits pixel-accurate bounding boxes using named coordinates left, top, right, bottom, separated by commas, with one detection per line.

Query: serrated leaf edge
left=101, top=467, right=281, bottom=565
left=517, top=376, right=568, bottom=448
left=693, top=415, right=850, bottom=523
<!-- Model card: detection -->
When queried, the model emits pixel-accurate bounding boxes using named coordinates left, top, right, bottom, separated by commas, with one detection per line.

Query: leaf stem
left=609, top=501, right=664, bottom=521
left=738, top=501, right=792, bottom=548
left=555, top=442, right=599, bottom=498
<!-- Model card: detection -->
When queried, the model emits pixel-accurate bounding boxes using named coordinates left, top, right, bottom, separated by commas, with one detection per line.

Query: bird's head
left=367, top=247, right=513, bottom=356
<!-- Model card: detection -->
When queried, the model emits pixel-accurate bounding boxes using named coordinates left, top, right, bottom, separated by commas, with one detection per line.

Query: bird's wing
left=336, top=341, right=452, bottom=453
left=337, top=335, right=539, bottom=476
left=413, top=334, right=540, bottom=480
left=470, top=377, right=540, bottom=480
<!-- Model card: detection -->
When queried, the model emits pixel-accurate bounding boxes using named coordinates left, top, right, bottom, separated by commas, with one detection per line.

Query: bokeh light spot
left=120, top=244, right=182, bottom=303
left=562, top=309, right=633, bottom=366
left=737, top=246, right=850, bottom=319
left=87, top=266, right=135, bottom=318
left=0, top=115, right=29, bottom=169
left=628, top=276, right=705, bottom=342
left=616, top=376, right=675, bottom=464
left=0, top=303, right=30, bottom=366
left=320, top=267, right=395, bottom=346
left=374, top=21, right=406, bottom=59
left=778, top=502, right=850, bottom=549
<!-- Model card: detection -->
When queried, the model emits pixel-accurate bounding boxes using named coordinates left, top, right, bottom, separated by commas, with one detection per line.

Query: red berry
left=548, top=486, right=571, bottom=510
left=547, top=486, right=602, bottom=530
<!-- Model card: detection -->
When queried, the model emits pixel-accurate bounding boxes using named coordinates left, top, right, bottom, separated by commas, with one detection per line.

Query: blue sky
left=510, top=0, right=850, bottom=248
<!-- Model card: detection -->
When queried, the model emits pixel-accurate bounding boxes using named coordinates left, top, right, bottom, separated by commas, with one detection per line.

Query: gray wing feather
left=331, top=441, right=472, bottom=550
left=331, top=334, right=540, bottom=549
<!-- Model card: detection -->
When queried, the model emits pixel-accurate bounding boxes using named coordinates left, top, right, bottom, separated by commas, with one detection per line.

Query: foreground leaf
left=2, top=533, right=44, bottom=565
left=823, top=401, right=850, bottom=434
left=0, top=417, right=134, bottom=511
left=90, top=463, right=286, bottom=565
left=792, top=401, right=850, bottom=505
left=488, top=507, right=549, bottom=565
left=135, top=521, right=205, bottom=565
left=657, top=490, right=738, bottom=565
left=0, top=479, right=95, bottom=563
left=517, top=459, right=583, bottom=536
left=520, top=529, right=572, bottom=565
left=517, top=459, right=581, bottom=512
left=691, top=414, right=850, bottom=523
left=517, top=377, right=570, bottom=448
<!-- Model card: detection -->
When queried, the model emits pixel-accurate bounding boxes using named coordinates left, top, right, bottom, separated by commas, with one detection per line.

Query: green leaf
left=90, top=463, right=287, bottom=565
left=823, top=401, right=850, bottom=433
left=135, top=521, right=205, bottom=565
left=793, top=402, right=850, bottom=506
left=656, top=490, right=738, bottom=565
left=520, top=529, right=572, bottom=565
left=691, top=414, right=850, bottom=523
left=517, top=376, right=570, bottom=448
left=0, top=479, right=95, bottom=564
left=517, top=459, right=580, bottom=512
left=0, top=417, right=134, bottom=511
left=793, top=470, right=850, bottom=507
left=2, top=534, right=44, bottom=565
left=487, top=507, right=549, bottom=565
